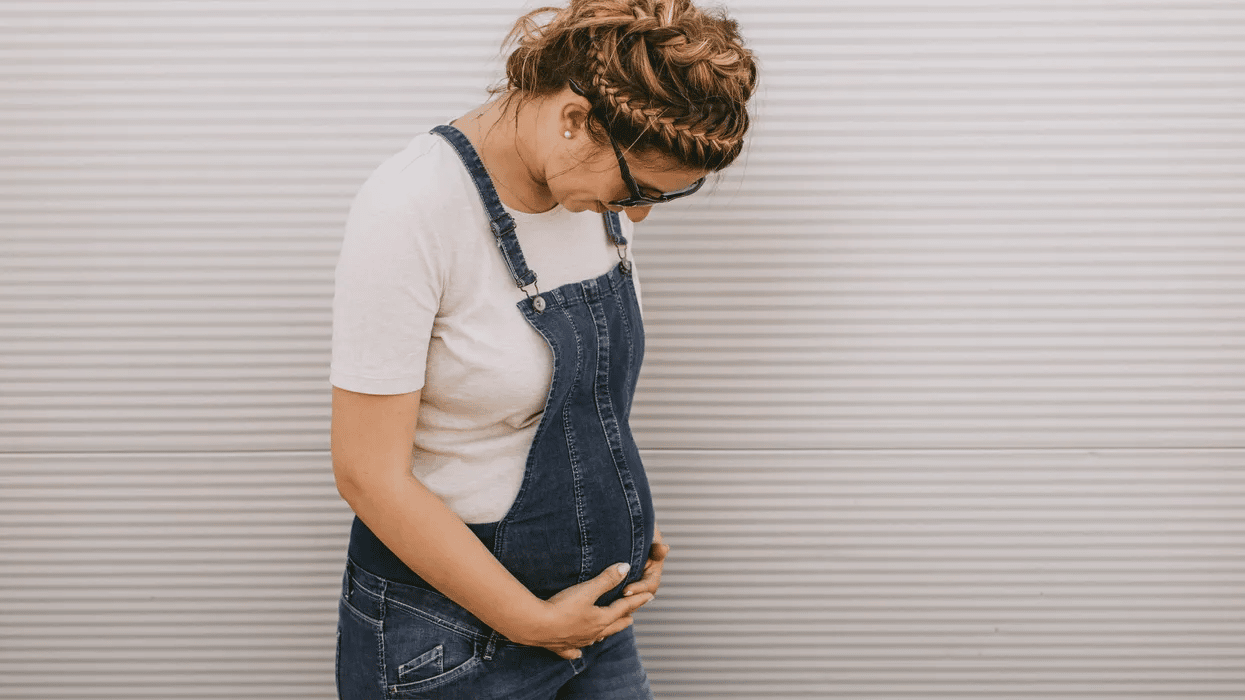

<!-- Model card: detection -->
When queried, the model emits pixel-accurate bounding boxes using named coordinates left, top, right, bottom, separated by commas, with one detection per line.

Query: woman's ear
left=558, top=91, right=593, bottom=142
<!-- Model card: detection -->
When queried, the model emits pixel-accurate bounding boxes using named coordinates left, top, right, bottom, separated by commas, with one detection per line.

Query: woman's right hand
left=508, top=562, right=655, bottom=660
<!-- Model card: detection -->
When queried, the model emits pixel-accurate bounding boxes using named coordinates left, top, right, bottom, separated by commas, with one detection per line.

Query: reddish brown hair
left=499, top=0, right=757, bottom=171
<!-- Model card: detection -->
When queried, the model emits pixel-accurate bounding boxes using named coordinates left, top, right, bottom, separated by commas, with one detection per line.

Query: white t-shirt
left=330, top=131, right=640, bottom=523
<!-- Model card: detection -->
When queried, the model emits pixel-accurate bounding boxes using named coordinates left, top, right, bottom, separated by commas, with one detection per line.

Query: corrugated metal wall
left=2, top=1, right=1243, bottom=698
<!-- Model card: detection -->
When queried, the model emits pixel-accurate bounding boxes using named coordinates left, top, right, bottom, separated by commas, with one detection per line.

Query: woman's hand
left=623, top=528, right=670, bottom=599
left=507, top=562, right=654, bottom=660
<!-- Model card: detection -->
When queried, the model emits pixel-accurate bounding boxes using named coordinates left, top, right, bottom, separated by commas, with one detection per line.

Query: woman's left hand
left=622, top=527, right=670, bottom=599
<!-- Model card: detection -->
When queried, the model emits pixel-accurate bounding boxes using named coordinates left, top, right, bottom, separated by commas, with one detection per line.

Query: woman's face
left=546, top=140, right=710, bottom=223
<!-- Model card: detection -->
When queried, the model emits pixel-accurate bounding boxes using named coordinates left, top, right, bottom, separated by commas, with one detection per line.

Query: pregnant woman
left=329, top=1, right=756, bottom=697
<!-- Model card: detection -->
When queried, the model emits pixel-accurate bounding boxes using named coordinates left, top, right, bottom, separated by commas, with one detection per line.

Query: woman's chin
left=556, top=199, right=596, bottom=214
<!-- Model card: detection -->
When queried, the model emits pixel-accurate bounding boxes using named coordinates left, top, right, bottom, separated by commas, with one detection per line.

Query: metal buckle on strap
left=490, top=217, right=516, bottom=239
left=521, top=281, right=545, bottom=313
left=616, top=241, right=632, bottom=275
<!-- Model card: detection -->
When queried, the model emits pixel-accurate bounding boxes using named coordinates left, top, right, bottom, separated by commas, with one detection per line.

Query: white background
left=2, top=1, right=1244, bottom=698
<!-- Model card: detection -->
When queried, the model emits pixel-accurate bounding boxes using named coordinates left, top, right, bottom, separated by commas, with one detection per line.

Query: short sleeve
left=330, top=168, right=444, bottom=395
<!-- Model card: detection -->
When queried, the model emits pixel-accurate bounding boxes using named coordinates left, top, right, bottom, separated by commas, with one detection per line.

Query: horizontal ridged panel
left=0, top=1, right=521, bottom=453
left=636, top=449, right=1245, bottom=699
left=628, top=0, right=1245, bottom=449
left=0, top=452, right=350, bottom=699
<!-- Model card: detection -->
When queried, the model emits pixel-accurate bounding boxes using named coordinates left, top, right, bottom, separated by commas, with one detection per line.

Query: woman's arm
left=331, top=387, right=651, bottom=659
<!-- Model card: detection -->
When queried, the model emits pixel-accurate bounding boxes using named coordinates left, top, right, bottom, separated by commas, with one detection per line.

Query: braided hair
left=498, top=0, right=757, bottom=171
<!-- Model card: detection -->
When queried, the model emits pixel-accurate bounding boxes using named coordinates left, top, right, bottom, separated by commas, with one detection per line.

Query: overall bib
left=336, top=124, right=657, bottom=700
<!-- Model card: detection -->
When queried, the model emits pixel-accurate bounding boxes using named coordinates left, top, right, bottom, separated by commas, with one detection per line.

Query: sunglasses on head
left=568, top=80, right=706, bottom=208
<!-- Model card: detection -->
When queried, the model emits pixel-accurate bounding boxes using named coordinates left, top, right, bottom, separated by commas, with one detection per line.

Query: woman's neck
left=459, top=96, right=558, bottom=214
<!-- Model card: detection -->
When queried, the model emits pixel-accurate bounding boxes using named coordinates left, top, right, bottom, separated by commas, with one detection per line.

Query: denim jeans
left=336, top=558, right=655, bottom=700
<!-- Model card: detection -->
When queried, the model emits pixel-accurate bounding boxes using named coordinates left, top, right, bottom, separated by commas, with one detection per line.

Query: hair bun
left=500, top=0, right=756, bottom=171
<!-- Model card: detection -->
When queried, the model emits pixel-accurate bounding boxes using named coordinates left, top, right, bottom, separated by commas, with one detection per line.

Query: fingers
left=599, top=549, right=666, bottom=600
left=623, top=580, right=653, bottom=597
left=599, top=614, right=634, bottom=639
left=586, top=561, right=632, bottom=597
left=623, top=575, right=659, bottom=598
left=547, top=613, right=635, bottom=660
left=540, top=561, right=650, bottom=661
left=623, top=543, right=670, bottom=597
left=605, top=590, right=653, bottom=618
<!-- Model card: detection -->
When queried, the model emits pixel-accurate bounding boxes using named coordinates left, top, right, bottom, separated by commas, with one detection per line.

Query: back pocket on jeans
left=384, top=604, right=484, bottom=696
left=388, top=643, right=481, bottom=696
left=397, top=644, right=443, bottom=680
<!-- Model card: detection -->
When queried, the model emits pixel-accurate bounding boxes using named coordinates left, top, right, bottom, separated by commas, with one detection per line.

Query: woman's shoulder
left=340, top=129, right=488, bottom=275
left=351, top=130, right=476, bottom=222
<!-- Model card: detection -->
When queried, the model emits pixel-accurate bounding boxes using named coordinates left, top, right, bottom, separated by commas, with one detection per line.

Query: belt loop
left=483, top=631, right=499, bottom=661
left=344, top=560, right=354, bottom=601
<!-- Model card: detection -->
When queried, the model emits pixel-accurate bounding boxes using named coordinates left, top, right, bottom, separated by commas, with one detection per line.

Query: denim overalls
left=336, top=124, right=657, bottom=700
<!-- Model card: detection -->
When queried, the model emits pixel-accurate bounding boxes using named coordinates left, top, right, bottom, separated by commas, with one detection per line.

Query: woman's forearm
left=337, top=470, right=550, bottom=643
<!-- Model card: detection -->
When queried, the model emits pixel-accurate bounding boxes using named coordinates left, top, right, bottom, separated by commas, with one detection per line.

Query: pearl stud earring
left=563, top=130, right=573, bottom=139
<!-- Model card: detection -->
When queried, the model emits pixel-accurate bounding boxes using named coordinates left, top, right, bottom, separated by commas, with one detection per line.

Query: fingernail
left=616, top=563, right=630, bottom=575
left=624, top=590, right=633, bottom=596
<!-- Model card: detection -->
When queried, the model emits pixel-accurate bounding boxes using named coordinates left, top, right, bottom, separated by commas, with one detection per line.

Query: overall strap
left=431, top=124, right=537, bottom=291
left=603, top=209, right=628, bottom=247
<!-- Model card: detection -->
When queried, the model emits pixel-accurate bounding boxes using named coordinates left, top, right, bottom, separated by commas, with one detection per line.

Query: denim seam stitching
left=619, top=280, right=648, bottom=574
left=397, top=644, right=443, bottom=680
left=590, top=290, right=646, bottom=578
left=565, top=411, right=591, bottom=585
left=334, top=627, right=342, bottom=698
left=349, top=573, right=384, bottom=602
left=586, top=290, right=640, bottom=578
left=388, top=656, right=484, bottom=695
left=341, top=595, right=383, bottom=629
left=557, top=299, right=591, bottom=584
left=612, top=282, right=637, bottom=404
left=377, top=578, right=388, bottom=700
left=382, top=596, right=493, bottom=644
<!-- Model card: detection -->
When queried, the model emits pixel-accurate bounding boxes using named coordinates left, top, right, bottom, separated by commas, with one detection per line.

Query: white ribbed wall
left=2, top=1, right=1243, bottom=698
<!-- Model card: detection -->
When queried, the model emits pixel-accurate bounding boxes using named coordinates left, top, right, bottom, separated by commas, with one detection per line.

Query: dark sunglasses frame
left=568, top=80, right=706, bottom=207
